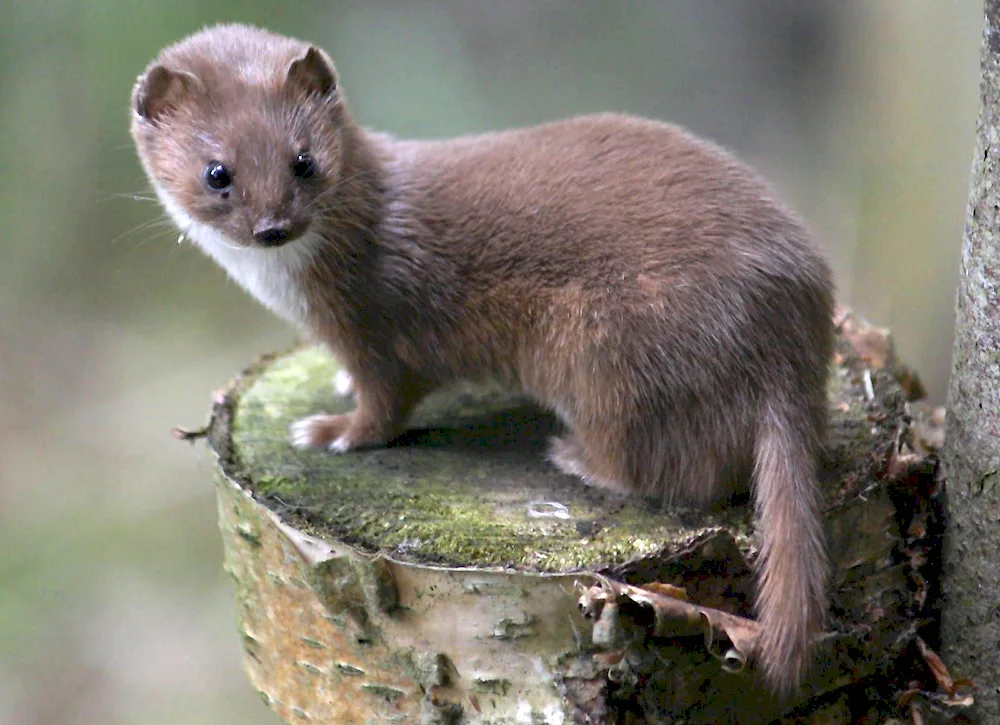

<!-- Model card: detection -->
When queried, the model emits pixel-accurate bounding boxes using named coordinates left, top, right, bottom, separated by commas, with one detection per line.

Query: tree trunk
left=197, top=310, right=942, bottom=724
left=941, top=4, right=1000, bottom=721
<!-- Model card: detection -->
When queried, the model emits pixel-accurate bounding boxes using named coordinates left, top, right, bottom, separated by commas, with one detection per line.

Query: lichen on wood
left=205, top=310, right=943, bottom=724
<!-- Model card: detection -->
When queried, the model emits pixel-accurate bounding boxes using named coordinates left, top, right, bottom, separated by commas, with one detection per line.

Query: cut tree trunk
left=941, top=3, right=1000, bottom=722
left=198, top=310, right=940, bottom=725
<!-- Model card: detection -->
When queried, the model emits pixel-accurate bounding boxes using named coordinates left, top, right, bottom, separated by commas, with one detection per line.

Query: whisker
left=115, top=225, right=182, bottom=251
left=309, top=168, right=378, bottom=205
left=98, top=192, right=161, bottom=205
left=109, top=217, right=176, bottom=246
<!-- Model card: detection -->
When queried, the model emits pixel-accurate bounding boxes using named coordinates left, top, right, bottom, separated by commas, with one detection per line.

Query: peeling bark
left=204, top=311, right=943, bottom=724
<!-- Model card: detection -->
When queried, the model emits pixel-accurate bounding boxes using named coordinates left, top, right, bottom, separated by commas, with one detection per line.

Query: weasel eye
left=204, top=161, right=232, bottom=191
left=292, top=153, right=318, bottom=179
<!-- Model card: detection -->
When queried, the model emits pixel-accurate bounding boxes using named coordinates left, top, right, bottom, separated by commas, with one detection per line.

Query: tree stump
left=200, top=310, right=941, bottom=724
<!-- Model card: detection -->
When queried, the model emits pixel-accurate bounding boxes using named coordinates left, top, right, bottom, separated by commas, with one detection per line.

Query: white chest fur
left=154, top=187, right=317, bottom=326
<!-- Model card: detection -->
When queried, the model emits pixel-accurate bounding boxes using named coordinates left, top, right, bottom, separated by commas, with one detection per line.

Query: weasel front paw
left=290, top=413, right=352, bottom=452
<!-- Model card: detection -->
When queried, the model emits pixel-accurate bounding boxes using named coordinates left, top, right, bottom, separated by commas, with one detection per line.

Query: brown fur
left=131, top=24, right=833, bottom=693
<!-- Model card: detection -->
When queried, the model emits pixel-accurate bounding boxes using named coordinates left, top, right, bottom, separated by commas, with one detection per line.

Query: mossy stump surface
left=205, top=312, right=941, bottom=725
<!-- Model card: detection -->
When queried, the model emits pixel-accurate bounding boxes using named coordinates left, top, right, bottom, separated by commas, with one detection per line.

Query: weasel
left=131, top=24, right=833, bottom=693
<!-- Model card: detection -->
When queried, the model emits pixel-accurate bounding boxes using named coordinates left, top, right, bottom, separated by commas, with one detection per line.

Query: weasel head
left=130, top=24, right=348, bottom=251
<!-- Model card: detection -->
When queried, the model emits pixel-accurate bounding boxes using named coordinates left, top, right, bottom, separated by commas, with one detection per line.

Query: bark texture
left=203, top=310, right=943, bottom=724
left=941, top=4, right=1000, bottom=720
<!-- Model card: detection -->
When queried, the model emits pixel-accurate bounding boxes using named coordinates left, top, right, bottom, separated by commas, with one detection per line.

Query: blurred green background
left=0, top=2, right=980, bottom=723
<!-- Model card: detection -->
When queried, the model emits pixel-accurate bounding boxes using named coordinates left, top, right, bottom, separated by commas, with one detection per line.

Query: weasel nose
left=254, top=221, right=292, bottom=246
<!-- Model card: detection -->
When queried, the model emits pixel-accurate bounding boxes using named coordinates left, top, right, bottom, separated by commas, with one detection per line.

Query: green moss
left=219, top=341, right=898, bottom=571
left=222, top=346, right=750, bottom=572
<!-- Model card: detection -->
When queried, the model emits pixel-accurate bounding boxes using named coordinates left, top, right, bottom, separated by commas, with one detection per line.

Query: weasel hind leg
left=290, top=413, right=355, bottom=452
left=549, top=404, right=736, bottom=505
left=547, top=432, right=633, bottom=495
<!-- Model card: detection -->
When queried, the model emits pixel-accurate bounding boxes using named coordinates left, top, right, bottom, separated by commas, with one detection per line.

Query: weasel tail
left=752, top=400, right=828, bottom=693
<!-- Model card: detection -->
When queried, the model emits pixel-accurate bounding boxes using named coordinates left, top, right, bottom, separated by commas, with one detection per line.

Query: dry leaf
left=578, top=577, right=762, bottom=675
left=593, top=651, right=624, bottom=666
left=916, top=636, right=954, bottom=694
left=943, top=693, right=976, bottom=708
left=911, top=404, right=947, bottom=453
left=911, top=570, right=928, bottom=609
left=897, top=687, right=921, bottom=707
left=833, top=305, right=853, bottom=329
left=895, top=362, right=928, bottom=402
left=837, top=309, right=894, bottom=368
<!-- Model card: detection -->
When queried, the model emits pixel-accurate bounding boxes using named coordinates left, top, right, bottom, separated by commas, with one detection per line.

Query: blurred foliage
left=0, top=2, right=980, bottom=723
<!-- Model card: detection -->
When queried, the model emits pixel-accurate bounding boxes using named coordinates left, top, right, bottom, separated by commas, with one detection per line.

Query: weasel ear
left=133, top=65, right=200, bottom=123
left=286, top=46, right=337, bottom=98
